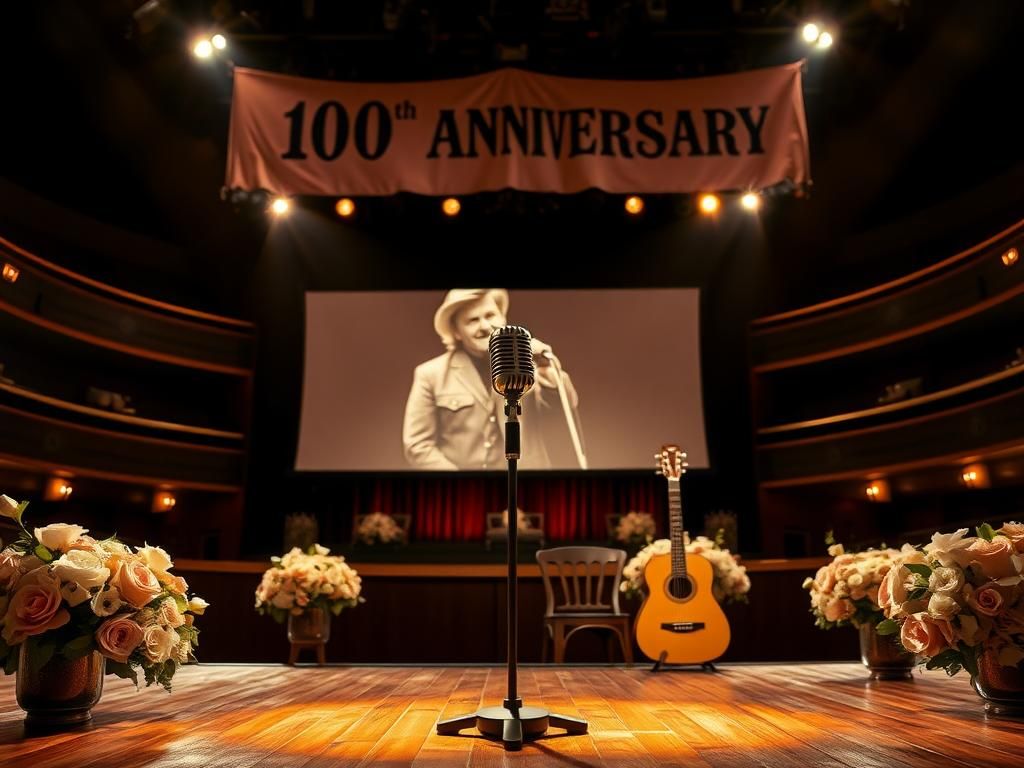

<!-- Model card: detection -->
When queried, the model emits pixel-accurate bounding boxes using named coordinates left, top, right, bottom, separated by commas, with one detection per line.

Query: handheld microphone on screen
left=489, top=325, right=535, bottom=405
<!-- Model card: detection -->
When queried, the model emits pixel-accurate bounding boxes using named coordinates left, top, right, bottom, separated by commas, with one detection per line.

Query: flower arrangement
left=254, top=544, right=363, bottom=623
left=803, top=541, right=906, bottom=629
left=501, top=508, right=532, bottom=530
left=356, top=512, right=406, bottom=546
left=622, top=533, right=750, bottom=603
left=876, top=523, right=1024, bottom=676
left=0, top=495, right=206, bottom=691
left=613, top=511, right=656, bottom=548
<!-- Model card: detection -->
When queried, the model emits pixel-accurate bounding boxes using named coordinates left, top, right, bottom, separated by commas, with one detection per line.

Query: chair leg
left=553, top=622, right=566, bottom=664
left=542, top=624, right=549, bottom=663
left=316, top=643, right=326, bottom=666
left=618, top=624, right=634, bottom=667
left=288, top=643, right=299, bottom=665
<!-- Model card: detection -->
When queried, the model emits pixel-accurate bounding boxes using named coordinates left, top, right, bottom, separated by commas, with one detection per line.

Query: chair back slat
left=536, top=546, right=627, bottom=617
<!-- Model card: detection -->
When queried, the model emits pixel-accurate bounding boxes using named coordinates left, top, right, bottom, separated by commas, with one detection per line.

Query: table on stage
left=2, top=663, right=1022, bottom=767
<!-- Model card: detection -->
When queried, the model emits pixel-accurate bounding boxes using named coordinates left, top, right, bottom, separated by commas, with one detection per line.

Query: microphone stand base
left=436, top=704, right=588, bottom=751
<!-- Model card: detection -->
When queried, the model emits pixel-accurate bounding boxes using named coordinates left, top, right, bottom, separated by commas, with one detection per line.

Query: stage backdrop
left=296, top=288, right=708, bottom=472
left=227, top=64, right=809, bottom=196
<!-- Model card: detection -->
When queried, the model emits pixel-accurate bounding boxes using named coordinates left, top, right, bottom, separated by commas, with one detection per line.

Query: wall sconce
left=960, top=463, right=990, bottom=489
left=864, top=479, right=890, bottom=502
left=153, top=490, right=177, bottom=513
left=2, top=263, right=19, bottom=283
left=1002, top=247, right=1019, bottom=267
left=44, top=476, right=74, bottom=501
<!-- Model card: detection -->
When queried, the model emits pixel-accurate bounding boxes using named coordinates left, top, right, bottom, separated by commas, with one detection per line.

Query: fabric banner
left=226, top=63, right=809, bottom=196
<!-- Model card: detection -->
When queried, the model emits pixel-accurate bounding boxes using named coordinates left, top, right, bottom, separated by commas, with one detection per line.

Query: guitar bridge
left=660, top=622, right=705, bottom=634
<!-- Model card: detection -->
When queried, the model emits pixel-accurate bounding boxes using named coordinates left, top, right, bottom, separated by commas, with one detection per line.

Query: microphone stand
left=436, top=396, right=588, bottom=751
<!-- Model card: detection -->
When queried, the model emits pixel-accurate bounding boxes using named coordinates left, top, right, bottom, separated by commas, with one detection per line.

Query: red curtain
left=356, top=474, right=667, bottom=543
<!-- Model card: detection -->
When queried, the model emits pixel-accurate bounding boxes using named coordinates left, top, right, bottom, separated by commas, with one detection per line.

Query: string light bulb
left=270, top=197, right=291, bottom=216
left=698, top=193, right=720, bottom=215
left=442, top=198, right=461, bottom=217
left=335, top=198, right=356, bottom=218
left=624, top=196, right=644, bottom=215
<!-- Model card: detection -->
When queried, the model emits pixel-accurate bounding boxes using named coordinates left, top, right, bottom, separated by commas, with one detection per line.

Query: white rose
left=142, top=623, right=178, bottom=663
left=0, top=494, right=23, bottom=521
left=52, top=550, right=110, bottom=589
left=136, top=544, right=173, bottom=574
left=92, top=585, right=123, bottom=617
left=60, top=581, right=91, bottom=607
left=928, top=566, right=964, bottom=595
left=35, top=524, right=88, bottom=552
left=100, top=539, right=132, bottom=556
left=927, top=593, right=960, bottom=620
left=184, top=596, right=207, bottom=615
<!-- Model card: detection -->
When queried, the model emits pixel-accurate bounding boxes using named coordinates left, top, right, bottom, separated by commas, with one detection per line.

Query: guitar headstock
left=654, top=444, right=688, bottom=479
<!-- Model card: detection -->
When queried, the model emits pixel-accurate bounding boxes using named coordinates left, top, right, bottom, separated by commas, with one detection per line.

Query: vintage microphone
left=436, top=325, right=588, bottom=751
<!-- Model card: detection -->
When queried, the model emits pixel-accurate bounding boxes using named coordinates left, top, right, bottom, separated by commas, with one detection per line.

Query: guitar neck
left=667, top=477, right=687, bottom=580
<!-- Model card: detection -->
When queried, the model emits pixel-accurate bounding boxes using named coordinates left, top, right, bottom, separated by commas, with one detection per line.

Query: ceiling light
left=817, top=31, right=834, bottom=49
left=192, top=38, right=213, bottom=59
left=211, top=34, right=227, bottom=50
left=802, top=23, right=820, bottom=43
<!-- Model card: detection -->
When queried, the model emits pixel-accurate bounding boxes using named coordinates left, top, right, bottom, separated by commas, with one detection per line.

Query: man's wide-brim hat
left=433, top=288, right=509, bottom=348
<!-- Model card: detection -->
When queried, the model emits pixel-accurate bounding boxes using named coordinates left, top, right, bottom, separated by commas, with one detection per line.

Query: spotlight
left=698, top=193, right=720, bottom=215
left=192, top=38, right=214, bottom=59
left=335, top=198, right=356, bottom=218
left=153, top=490, right=177, bottom=513
left=1003, top=247, right=1019, bottom=267
left=817, top=31, right=834, bottom=49
left=2, top=262, right=18, bottom=283
left=211, top=34, right=227, bottom=50
left=740, top=192, right=761, bottom=212
left=270, top=197, right=291, bottom=216
left=960, top=463, right=990, bottom=489
left=624, top=196, right=644, bottom=215
left=442, top=197, right=461, bottom=217
left=802, top=23, right=820, bottom=43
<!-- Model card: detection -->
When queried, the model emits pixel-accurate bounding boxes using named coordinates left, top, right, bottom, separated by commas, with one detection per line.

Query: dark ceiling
left=2, top=0, right=1023, bottom=308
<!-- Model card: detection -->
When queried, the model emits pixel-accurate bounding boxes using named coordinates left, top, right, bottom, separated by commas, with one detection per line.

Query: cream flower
left=60, top=580, right=91, bottom=607
left=92, top=585, right=123, bottom=617
left=158, top=598, right=185, bottom=628
left=136, top=544, right=173, bottom=575
left=35, top=523, right=88, bottom=552
left=925, top=528, right=972, bottom=567
left=52, top=549, right=110, bottom=590
left=187, top=596, right=209, bottom=615
left=142, top=624, right=178, bottom=663
left=927, top=593, right=960, bottom=620
left=928, top=566, right=964, bottom=595
left=0, top=494, right=23, bottom=521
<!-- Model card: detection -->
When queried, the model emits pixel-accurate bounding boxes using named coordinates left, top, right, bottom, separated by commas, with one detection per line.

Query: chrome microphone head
left=489, top=325, right=535, bottom=401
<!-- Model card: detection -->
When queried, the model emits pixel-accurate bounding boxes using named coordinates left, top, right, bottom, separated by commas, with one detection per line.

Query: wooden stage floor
left=2, top=663, right=1023, bottom=767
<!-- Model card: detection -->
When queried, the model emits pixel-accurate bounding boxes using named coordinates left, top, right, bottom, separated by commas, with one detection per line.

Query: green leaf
left=33, top=544, right=54, bottom=563
left=907, top=587, right=929, bottom=601
left=876, top=619, right=899, bottom=636
left=824, top=529, right=836, bottom=547
left=106, top=661, right=139, bottom=687
left=25, top=638, right=56, bottom=676
left=61, top=635, right=96, bottom=660
left=925, top=648, right=963, bottom=675
left=976, top=523, right=996, bottom=542
left=958, top=642, right=979, bottom=678
left=904, top=563, right=932, bottom=578
left=329, top=601, right=344, bottom=617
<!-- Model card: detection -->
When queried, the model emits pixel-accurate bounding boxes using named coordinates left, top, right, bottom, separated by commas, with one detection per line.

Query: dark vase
left=859, top=623, right=916, bottom=680
left=16, top=647, right=105, bottom=730
left=972, top=649, right=1024, bottom=716
left=287, top=607, right=331, bottom=643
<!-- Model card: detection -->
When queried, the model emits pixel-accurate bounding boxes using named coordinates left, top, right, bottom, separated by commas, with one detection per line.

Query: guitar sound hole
left=668, top=576, right=693, bottom=600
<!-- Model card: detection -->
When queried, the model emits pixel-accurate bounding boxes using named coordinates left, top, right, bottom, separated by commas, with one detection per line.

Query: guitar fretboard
left=667, top=478, right=687, bottom=580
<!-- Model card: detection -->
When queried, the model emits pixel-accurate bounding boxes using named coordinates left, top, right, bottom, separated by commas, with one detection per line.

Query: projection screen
left=295, top=288, right=708, bottom=471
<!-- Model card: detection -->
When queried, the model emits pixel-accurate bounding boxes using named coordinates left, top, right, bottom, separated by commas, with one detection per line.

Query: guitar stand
left=436, top=400, right=588, bottom=751
left=651, top=651, right=719, bottom=674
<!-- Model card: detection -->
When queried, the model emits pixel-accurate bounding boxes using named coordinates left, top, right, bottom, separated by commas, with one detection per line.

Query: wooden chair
left=536, top=546, right=633, bottom=665
left=484, top=509, right=544, bottom=550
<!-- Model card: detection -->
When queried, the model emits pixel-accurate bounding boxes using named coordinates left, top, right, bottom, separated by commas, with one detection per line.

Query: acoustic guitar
left=634, top=444, right=731, bottom=666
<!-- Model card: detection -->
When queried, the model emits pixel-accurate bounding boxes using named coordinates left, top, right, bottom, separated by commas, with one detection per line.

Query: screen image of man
left=402, top=288, right=585, bottom=470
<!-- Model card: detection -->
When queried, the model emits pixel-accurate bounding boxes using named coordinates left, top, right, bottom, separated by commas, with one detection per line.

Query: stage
left=2, top=663, right=1022, bottom=767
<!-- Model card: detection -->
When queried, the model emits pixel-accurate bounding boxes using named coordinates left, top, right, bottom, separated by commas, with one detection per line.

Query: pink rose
left=0, top=568, right=70, bottom=645
left=968, top=585, right=1005, bottom=617
left=998, top=523, right=1024, bottom=553
left=823, top=597, right=853, bottom=623
left=899, top=613, right=953, bottom=658
left=96, top=616, right=144, bottom=663
left=110, top=559, right=163, bottom=609
left=814, top=565, right=836, bottom=593
left=953, top=537, right=1018, bottom=580
left=0, top=549, right=23, bottom=591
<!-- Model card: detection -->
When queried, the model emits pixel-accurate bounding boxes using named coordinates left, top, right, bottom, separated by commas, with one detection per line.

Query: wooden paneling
left=3, top=664, right=1022, bottom=767
left=179, top=564, right=853, bottom=665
